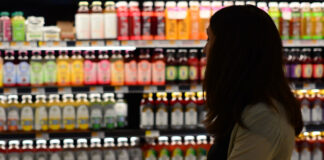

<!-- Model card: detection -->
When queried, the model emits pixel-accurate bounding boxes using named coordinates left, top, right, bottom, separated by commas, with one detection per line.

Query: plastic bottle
left=34, top=95, right=48, bottom=131
left=30, top=51, right=44, bottom=86
left=311, top=91, right=323, bottom=124
left=7, top=140, right=20, bottom=160
left=144, top=138, right=158, bottom=160
left=84, top=50, right=98, bottom=85
left=102, top=93, right=116, bottom=130
left=1, top=12, right=12, bottom=41
left=211, top=1, right=223, bottom=15
left=153, top=1, right=165, bottom=40
left=111, top=50, right=125, bottom=86
left=188, top=49, right=199, bottom=84
left=91, top=1, right=104, bottom=39
left=199, top=49, right=206, bottom=82
left=199, top=1, right=211, bottom=40
left=196, top=135, right=208, bottom=160
left=7, top=95, right=20, bottom=131
left=129, top=137, right=143, bottom=160
left=245, top=1, right=256, bottom=6
left=184, top=136, right=197, bottom=160
left=235, top=1, right=244, bottom=6
left=3, top=50, right=16, bottom=87
left=62, top=94, right=76, bottom=130
left=178, top=49, right=189, bottom=84
left=104, top=1, right=117, bottom=39
left=129, top=1, right=141, bottom=40
left=90, top=94, right=103, bottom=130
left=11, top=11, right=25, bottom=41
left=116, top=137, right=130, bottom=160
left=57, top=50, right=71, bottom=86
left=279, top=2, right=291, bottom=40
left=17, top=50, right=30, bottom=86
left=75, top=94, right=89, bottom=130
left=184, top=92, right=198, bottom=129
left=311, top=132, right=323, bottom=160
left=152, top=48, right=166, bottom=85
left=165, top=49, right=178, bottom=84
left=137, top=49, right=152, bottom=85
left=20, top=95, right=34, bottom=131
left=298, top=91, right=311, bottom=125
left=115, top=94, right=128, bottom=128
left=48, top=139, right=62, bottom=160
left=116, top=1, right=129, bottom=40
left=48, top=94, right=62, bottom=131
left=268, top=2, right=280, bottom=29
left=90, top=138, right=103, bottom=160
left=124, top=50, right=137, bottom=85
left=177, top=1, right=190, bottom=40
left=189, top=1, right=200, bottom=40
left=21, top=140, right=34, bottom=160
left=165, top=1, right=178, bottom=40
left=301, top=2, right=312, bottom=40
left=43, top=50, right=57, bottom=86
left=155, top=92, right=169, bottom=130
left=197, top=92, right=206, bottom=128
left=290, top=2, right=301, bottom=40
left=0, top=52, right=3, bottom=88
left=223, top=1, right=234, bottom=8
left=97, top=50, right=111, bottom=85
left=311, top=2, right=323, bottom=40
left=301, top=48, right=313, bottom=82
left=62, top=139, right=75, bottom=160
left=170, top=92, right=184, bottom=129
left=142, top=1, right=154, bottom=40
left=170, top=136, right=184, bottom=160
left=104, top=138, right=117, bottom=160
left=71, top=50, right=84, bottom=86
left=76, top=139, right=89, bottom=160
left=0, top=96, right=6, bottom=131
left=290, top=48, right=302, bottom=82
left=312, top=48, right=323, bottom=81
left=140, top=93, right=155, bottom=129
left=157, top=137, right=171, bottom=160
left=300, top=133, right=311, bottom=160
left=75, top=1, right=91, bottom=40
left=35, top=139, right=48, bottom=160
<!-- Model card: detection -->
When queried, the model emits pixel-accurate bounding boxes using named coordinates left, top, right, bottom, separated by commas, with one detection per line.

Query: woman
left=204, top=5, right=303, bottom=160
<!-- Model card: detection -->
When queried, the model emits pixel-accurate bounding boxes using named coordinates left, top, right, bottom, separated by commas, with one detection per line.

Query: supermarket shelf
left=0, top=84, right=203, bottom=95
left=290, top=82, right=324, bottom=90
left=305, top=124, right=324, bottom=132
left=282, top=40, right=324, bottom=47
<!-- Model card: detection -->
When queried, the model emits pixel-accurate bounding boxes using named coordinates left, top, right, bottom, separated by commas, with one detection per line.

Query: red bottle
left=17, top=50, right=30, bottom=86
left=301, top=48, right=313, bottom=82
left=188, top=49, right=199, bottom=84
left=83, top=50, right=98, bottom=85
left=124, top=50, right=137, bottom=85
left=153, top=1, right=165, bottom=40
left=152, top=48, right=166, bottom=85
left=116, top=1, right=129, bottom=40
left=142, top=1, right=154, bottom=40
left=129, top=1, right=141, bottom=40
left=97, top=50, right=111, bottom=85
left=312, top=48, right=323, bottom=81
left=137, top=49, right=152, bottom=85
left=199, top=49, right=207, bottom=82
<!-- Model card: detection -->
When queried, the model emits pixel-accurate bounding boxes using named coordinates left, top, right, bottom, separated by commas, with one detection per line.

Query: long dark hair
left=203, top=5, right=303, bottom=139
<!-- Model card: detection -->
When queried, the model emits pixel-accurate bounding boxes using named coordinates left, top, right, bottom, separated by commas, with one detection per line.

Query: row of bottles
left=0, top=93, right=128, bottom=132
left=292, top=132, right=324, bottom=160
left=140, top=92, right=206, bottom=130
left=0, top=48, right=206, bottom=87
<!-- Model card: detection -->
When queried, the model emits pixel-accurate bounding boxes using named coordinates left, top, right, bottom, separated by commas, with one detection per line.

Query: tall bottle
left=48, top=139, right=62, bottom=160
left=90, top=94, right=103, bottom=130
left=75, top=94, right=89, bottom=130
left=184, top=136, right=197, bottom=160
left=199, top=1, right=211, bottom=40
left=268, top=2, right=280, bottom=29
left=116, top=137, right=130, bottom=160
left=140, top=93, right=155, bottom=130
left=301, top=2, right=312, bottom=40
left=104, top=1, right=117, bottom=39
left=102, top=93, right=116, bottom=130
left=11, top=11, right=25, bottom=41
left=197, top=92, right=206, bottom=128
left=43, top=50, right=57, bottom=86
left=155, top=92, right=169, bottom=130
left=34, top=95, right=48, bottom=131
left=7, top=95, right=20, bottom=131
left=57, top=50, right=71, bottom=86
left=17, top=50, right=30, bottom=86
left=166, top=1, right=178, bottom=40
left=152, top=48, right=165, bottom=85
left=313, top=48, right=323, bottom=81
left=75, top=1, right=90, bottom=40
left=90, top=138, right=103, bottom=160
left=129, top=137, right=143, bottom=160
left=3, top=50, right=16, bottom=87
left=76, top=139, right=89, bottom=160
left=48, top=94, right=62, bottom=131
left=35, top=140, right=48, bottom=160
left=71, top=50, right=84, bottom=86
left=137, top=49, right=152, bottom=85
left=0, top=96, right=6, bottom=131
left=30, top=51, right=44, bottom=86
left=97, top=50, right=111, bottom=85
left=62, top=94, right=76, bottom=130
left=1, top=11, right=12, bottom=41
left=157, top=137, right=171, bottom=160
left=62, top=139, right=75, bottom=160
left=290, top=2, right=301, bottom=40
left=142, top=1, right=154, bottom=40
left=199, top=49, right=206, bottom=82
left=116, top=1, right=129, bottom=40
left=83, top=50, right=98, bottom=85
left=124, top=50, right=137, bottom=85
left=279, top=2, right=291, bottom=40
left=129, top=1, right=141, bottom=40
left=188, top=49, right=199, bottom=84
left=165, top=49, right=178, bottom=84
left=178, top=49, right=189, bottom=84
left=115, top=94, right=128, bottom=128
left=311, top=2, right=323, bottom=40
left=184, top=92, right=197, bottom=129
left=301, top=48, right=312, bottom=82
left=196, top=135, right=209, bottom=160
left=111, top=50, right=125, bottom=86
left=153, top=1, right=165, bottom=40
left=7, top=140, right=20, bottom=160
left=177, top=1, right=190, bottom=40
left=103, top=138, right=117, bottom=160
left=91, top=1, right=104, bottom=39
left=20, top=95, right=34, bottom=131
left=170, top=92, right=184, bottom=129
left=170, top=136, right=184, bottom=160
left=21, top=140, right=34, bottom=160
left=290, top=48, right=302, bottom=82
left=189, top=1, right=200, bottom=40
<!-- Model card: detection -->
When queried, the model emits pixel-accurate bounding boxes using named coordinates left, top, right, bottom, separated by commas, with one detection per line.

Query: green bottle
left=11, top=11, right=25, bottom=41
left=90, top=94, right=103, bottom=130
left=102, top=93, right=116, bottom=130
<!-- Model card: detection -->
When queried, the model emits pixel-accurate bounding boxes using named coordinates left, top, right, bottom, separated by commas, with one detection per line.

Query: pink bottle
left=97, top=50, right=111, bottom=85
left=0, top=12, right=12, bottom=41
left=83, top=50, right=98, bottom=85
left=124, top=50, right=137, bottom=85
left=137, top=49, right=152, bottom=85
left=116, top=1, right=129, bottom=40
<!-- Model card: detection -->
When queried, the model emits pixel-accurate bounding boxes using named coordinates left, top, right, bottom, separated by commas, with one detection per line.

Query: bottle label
left=0, top=107, right=6, bottom=131
left=111, top=60, right=124, bottom=85
left=290, top=64, right=301, bottom=78
left=21, top=106, right=34, bottom=131
left=159, top=149, right=170, bottom=160
left=49, top=106, right=61, bottom=130
left=145, top=149, right=157, bottom=160
left=125, top=60, right=137, bottom=85
left=166, top=66, right=177, bottom=81
left=185, top=148, right=196, bottom=160
left=71, top=60, right=84, bottom=85
left=57, top=60, right=71, bottom=85
left=312, top=100, right=322, bottom=123
left=12, top=19, right=25, bottom=41
left=84, top=60, right=97, bottom=84
left=117, top=150, right=129, bottom=160
left=63, top=105, right=76, bottom=130
left=172, top=148, right=183, bottom=160
left=152, top=60, right=165, bottom=85
left=75, top=13, right=90, bottom=39
left=300, top=149, right=311, bottom=160
left=35, top=106, right=48, bottom=131
left=8, top=154, right=20, bottom=160
left=137, top=60, right=152, bottom=84
left=104, top=13, right=117, bottom=39
left=301, top=104, right=311, bottom=123
left=17, top=61, right=30, bottom=85
left=171, top=103, right=184, bottom=127
left=44, top=60, right=57, bottom=84
left=313, top=64, right=323, bottom=78
left=185, top=103, right=197, bottom=126
left=97, top=60, right=111, bottom=84
left=3, top=19, right=12, bottom=41
left=90, top=108, right=102, bottom=130
left=77, top=105, right=89, bottom=130
left=30, top=61, right=44, bottom=85
left=156, top=104, right=168, bottom=127
left=7, top=108, right=19, bottom=131
left=189, top=9, right=200, bottom=39
left=140, top=105, right=154, bottom=128
left=302, top=64, right=312, bottom=78
left=197, top=148, right=207, bottom=160
left=104, top=107, right=116, bottom=129
left=189, top=65, right=199, bottom=81
left=91, top=13, right=104, bottom=39
left=50, top=153, right=61, bottom=160
left=178, top=66, right=189, bottom=80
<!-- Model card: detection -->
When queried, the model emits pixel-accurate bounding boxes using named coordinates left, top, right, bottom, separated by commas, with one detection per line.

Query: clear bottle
left=183, top=136, right=197, bottom=160
left=116, top=137, right=130, bottom=160
left=7, top=140, right=20, bottom=160
left=83, top=50, right=98, bottom=85
left=21, top=140, right=34, bottom=160
left=170, top=136, right=184, bottom=160
left=129, top=1, right=141, bottom=40
left=197, top=92, right=206, bottom=128
left=140, top=93, right=155, bottom=129
left=57, top=50, right=71, bottom=86
left=115, top=94, right=128, bottom=128
left=62, top=139, right=75, bottom=160
left=104, top=1, right=117, bottom=39
left=129, top=137, right=143, bottom=160
left=1, top=11, right=12, bottom=41
left=170, top=92, right=184, bottom=129
left=48, top=139, right=62, bottom=160
left=155, top=92, right=169, bottom=130
left=311, top=2, right=323, bottom=40
left=102, top=93, right=116, bottom=130
left=76, top=139, right=89, bottom=160
left=157, top=136, right=170, bottom=160
left=184, top=92, right=197, bottom=129
left=34, top=95, right=48, bottom=131
left=189, top=1, right=200, bottom=40
left=124, top=50, right=137, bottom=85
left=165, top=1, right=178, bottom=40
left=290, top=2, right=301, bottom=40
left=103, top=138, right=117, bottom=160
left=90, top=138, right=103, bottom=160
left=91, top=1, right=104, bottom=39
left=111, top=50, right=125, bottom=86
left=177, top=1, right=190, bottom=40
left=97, top=50, right=111, bottom=85
left=75, top=1, right=90, bottom=40
left=116, top=1, right=129, bottom=40
left=153, top=1, right=165, bottom=40
left=20, top=95, right=34, bottom=131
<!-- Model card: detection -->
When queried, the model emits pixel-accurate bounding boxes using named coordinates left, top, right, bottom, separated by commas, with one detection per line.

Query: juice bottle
left=21, top=140, right=34, bottom=160
left=170, top=136, right=184, bottom=160
left=322, top=2, right=324, bottom=38
left=90, top=1, right=104, bottom=39
left=103, top=137, right=117, bottom=160
left=170, top=92, right=184, bottom=129
left=143, top=138, right=157, bottom=160
left=311, top=132, right=323, bottom=160
left=7, top=95, right=19, bottom=131
left=104, top=1, right=117, bottom=39
left=300, top=133, right=311, bottom=160
left=7, top=140, right=20, bottom=160
left=257, top=2, right=268, bottom=13
left=124, top=50, right=137, bottom=85
left=0, top=52, right=3, bottom=88
left=115, top=94, right=128, bottom=128
left=90, top=138, right=103, bottom=160
left=62, top=94, right=76, bottom=130
left=57, top=50, right=71, bottom=86
left=155, top=92, right=169, bottom=130
left=48, top=139, right=62, bottom=160
left=137, top=49, right=152, bottom=85
left=199, top=49, right=206, bottom=82
left=199, top=1, right=211, bottom=40
left=301, top=2, right=312, bottom=40
left=142, top=1, right=154, bottom=40
left=157, top=136, right=171, bottom=160
left=235, top=1, right=244, bottom=6
left=268, top=2, right=280, bottom=29
left=279, top=2, right=291, bottom=40
left=188, top=49, right=199, bottom=84
left=312, top=48, right=323, bottom=81
left=1, top=12, right=12, bottom=41
left=211, top=1, right=223, bottom=15
left=76, top=1, right=90, bottom=40
left=111, top=50, right=125, bottom=86
left=140, top=93, right=155, bottom=130
left=97, top=50, right=111, bottom=85
left=0, top=96, right=6, bottom=131
left=34, top=95, right=48, bottom=131
left=43, top=50, right=57, bottom=86
left=153, top=1, right=165, bottom=40
left=298, top=91, right=311, bottom=125
left=17, top=50, right=30, bottom=86
left=129, top=1, right=141, bottom=40
left=76, top=139, right=89, bottom=160
left=102, top=93, right=116, bottom=130
left=30, top=51, right=44, bottom=86
left=89, top=94, right=103, bottom=130
left=165, top=1, right=178, bottom=40
left=290, top=2, right=301, bottom=40
left=71, top=50, right=84, bottom=86
left=184, top=92, right=198, bottom=129
left=196, top=135, right=209, bottom=160
left=184, top=136, right=197, bottom=160
left=290, top=48, right=302, bottom=82
left=83, top=50, right=98, bottom=85
left=283, top=48, right=290, bottom=79
left=75, top=94, right=89, bottom=130
left=116, top=137, right=130, bottom=160
left=197, top=92, right=206, bottom=128
left=152, top=48, right=166, bottom=85
left=129, top=137, right=143, bottom=160
left=223, top=1, right=234, bottom=8
left=116, top=1, right=129, bottom=40
left=189, top=1, right=200, bottom=40
left=48, top=94, right=62, bottom=131
left=35, top=139, right=48, bottom=160
left=178, top=49, right=189, bottom=84
left=62, top=139, right=75, bottom=160
left=177, top=1, right=190, bottom=40
left=312, top=90, right=323, bottom=124
left=20, top=95, right=34, bottom=131
left=3, top=50, right=17, bottom=87
left=165, top=49, right=178, bottom=84
left=311, top=2, right=323, bottom=40
left=301, top=48, right=313, bottom=82
left=11, top=11, right=25, bottom=41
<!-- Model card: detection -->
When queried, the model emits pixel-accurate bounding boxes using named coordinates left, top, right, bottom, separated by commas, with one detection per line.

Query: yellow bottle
left=70, top=51, right=84, bottom=86
left=57, top=51, right=71, bottom=86
left=34, top=95, right=48, bottom=131
left=199, top=1, right=211, bottom=40
left=189, top=1, right=200, bottom=40
left=21, top=95, right=34, bottom=131
left=48, top=94, right=62, bottom=131
left=76, top=94, right=90, bottom=130
left=165, top=1, right=178, bottom=40
left=7, top=95, right=20, bottom=132
left=62, top=94, right=76, bottom=130
left=177, top=1, right=190, bottom=40
left=0, top=96, right=6, bottom=131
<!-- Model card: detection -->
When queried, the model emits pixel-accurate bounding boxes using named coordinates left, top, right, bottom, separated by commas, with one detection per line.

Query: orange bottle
left=165, top=1, right=178, bottom=40
left=177, top=1, right=190, bottom=40
left=301, top=2, right=312, bottom=40
left=189, top=1, right=200, bottom=40
left=199, top=1, right=211, bottom=40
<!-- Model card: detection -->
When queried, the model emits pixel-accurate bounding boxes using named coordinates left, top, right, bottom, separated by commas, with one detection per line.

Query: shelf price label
left=114, top=86, right=128, bottom=93
left=91, top=41, right=105, bottom=46
left=3, top=88, right=17, bottom=95
left=76, top=41, right=90, bottom=46
left=144, top=86, right=157, bottom=93
left=90, top=86, right=104, bottom=93
left=165, top=85, right=178, bottom=92
left=31, top=87, right=46, bottom=95
left=303, top=83, right=316, bottom=90
left=36, top=132, right=49, bottom=140
left=91, top=131, right=105, bottom=138
left=10, top=41, right=24, bottom=47
left=58, top=87, right=72, bottom=94
left=145, top=130, right=160, bottom=138
left=0, top=42, right=9, bottom=47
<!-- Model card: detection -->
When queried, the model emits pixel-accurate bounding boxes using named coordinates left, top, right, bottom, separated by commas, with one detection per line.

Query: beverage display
left=75, top=1, right=90, bottom=40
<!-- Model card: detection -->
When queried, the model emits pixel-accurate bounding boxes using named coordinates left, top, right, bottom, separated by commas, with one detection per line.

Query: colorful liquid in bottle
left=129, top=1, right=141, bottom=40
left=57, top=50, right=71, bottom=86
left=111, top=50, right=125, bottom=86
left=177, top=1, right=190, bottom=40
left=177, top=49, right=189, bottom=84
left=30, top=51, right=44, bottom=86
left=142, top=1, right=154, bottom=40
left=97, top=50, right=111, bottom=85
left=84, top=50, right=98, bottom=85
left=71, top=51, right=84, bottom=86
left=124, top=50, right=137, bottom=85
left=153, top=1, right=165, bottom=40
left=166, top=49, right=178, bottom=84
left=199, top=1, right=211, bottom=40
left=137, top=49, right=152, bottom=85
left=44, top=51, right=57, bottom=86
left=189, top=1, right=200, bottom=40
left=166, top=1, right=178, bottom=40
left=301, top=2, right=312, bottom=40
left=75, top=1, right=90, bottom=40
left=116, top=1, right=129, bottom=40
left=152, top=48, right=166, bottom=85
left=17, top=51, right=30, bottom=86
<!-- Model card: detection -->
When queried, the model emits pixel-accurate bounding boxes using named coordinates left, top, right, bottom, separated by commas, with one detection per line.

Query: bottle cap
left=92, top=1, right=102, bottom=6
left=143, top=1, right=153, bottom=7
left=171, top=136, right=182, bottom=141
left=177, top=1, right=188, bottom=7
left=235, top=1, right=245, bottom=6
left=129, top=1, right=139, bottom=7
left=269, top=2, right=279, bottom=8
left=158, top=136, right=169, bottom=141
left=257, top=2, right=268, bottom=8
left=155, top=1, right=164, bottom=7
left=105, top=1, right=115, bottom=6
left=166, top=1, right=176, bottom=7
left=246, top=1, right=256, bottom=6
left=212, top=1, right=222, bottom=7
left=223, top=1, right=234, bottom=7
left=201, top=1, right=211, bottom=6
left=116, top=1, right=128, bottom=7
left=311, top=2, right=322, bottom=8
left=279, top=2, right=289, bottom=8
left=1, top=12, right=9, bottom=17
left=189, top=1, right=199, bottom=7
left=289, top=2, right=300, bottom=8
left=301, top=2, right=310, bottom=8
left=15, top=11, right=24, bottom=16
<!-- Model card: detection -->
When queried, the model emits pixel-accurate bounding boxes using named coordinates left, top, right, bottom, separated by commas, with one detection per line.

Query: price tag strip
left=31, top=87, right=46, bottom=95
left=165, top=85, right=179, bottom=93
left=3, top=88, right=17, bottom=95
left=114, top=86, right=129, bottom=93
left=58, top=87, right=72, bottom=94
left=145, top=130, right=160, bottom=138
left=91, top=40, right=105, bottom=46
left=90, top=86, right=104, bottom=94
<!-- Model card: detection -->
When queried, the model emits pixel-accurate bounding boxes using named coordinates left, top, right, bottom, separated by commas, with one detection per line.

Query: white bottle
left=91, top=1, right=105, bottom=39
left=104, top=1, right=117, bottom=39
left=75, top=1, right=91, bottom=40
